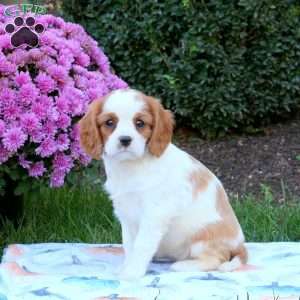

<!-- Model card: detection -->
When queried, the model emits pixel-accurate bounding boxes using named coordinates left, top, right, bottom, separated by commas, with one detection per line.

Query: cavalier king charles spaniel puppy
left=79, top=88, right=247, bottom=280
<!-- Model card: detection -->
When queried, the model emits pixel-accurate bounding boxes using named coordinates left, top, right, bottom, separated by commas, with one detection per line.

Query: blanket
left=0, top=242, right=300, bottom=300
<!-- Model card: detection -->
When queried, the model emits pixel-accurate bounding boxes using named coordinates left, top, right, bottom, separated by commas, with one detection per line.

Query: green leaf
left=14, top=181, right=31, bottom=196
left=61, top=0, right=300, bottom=138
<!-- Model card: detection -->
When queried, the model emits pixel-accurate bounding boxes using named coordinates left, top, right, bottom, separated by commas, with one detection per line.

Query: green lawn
left=0, top=183, right=299, bottom=254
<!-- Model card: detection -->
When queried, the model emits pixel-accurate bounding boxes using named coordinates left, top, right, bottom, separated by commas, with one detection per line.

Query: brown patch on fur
left=79, top=93, right=117, bottom=160
left=189, top=168, right=214, bottom=198
left=197, top=241, right=232, bottom=268
left=139, top=94, right=174, bottom=157
left=78, top=97, right=107, bottom=159
left=191, top=184, right=247, bottom=264
left=79, top=101, right=119, bottom=160
left=133, top=111, right=153, bottom=140
left=192, top=184, right=240, bottom=243
left=231, top=243, right=248, bottom=264
left=98, top=112, right=118, bottom=144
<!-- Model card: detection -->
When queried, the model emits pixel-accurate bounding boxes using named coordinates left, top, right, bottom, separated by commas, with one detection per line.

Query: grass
left=0, top=183, right=299, bottom=254
left=233, top=185, right=300, bottom=242
left=0, top=184, right=121, bottom=254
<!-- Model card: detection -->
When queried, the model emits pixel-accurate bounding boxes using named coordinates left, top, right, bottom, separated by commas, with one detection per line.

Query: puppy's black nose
left=119, top=136, right=132, bottom=147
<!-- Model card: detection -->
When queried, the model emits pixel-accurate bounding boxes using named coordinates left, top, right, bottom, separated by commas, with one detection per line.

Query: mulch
left=175, top=116, right=300, bottom=201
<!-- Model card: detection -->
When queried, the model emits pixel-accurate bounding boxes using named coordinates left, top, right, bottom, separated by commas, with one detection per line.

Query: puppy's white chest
left=111, top=192, right=142, bottom=225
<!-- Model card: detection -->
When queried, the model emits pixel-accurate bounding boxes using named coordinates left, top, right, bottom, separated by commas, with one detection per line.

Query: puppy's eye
left=136, top=119, right=145, bottom=129
left=105, top=119, right=114, bottom=128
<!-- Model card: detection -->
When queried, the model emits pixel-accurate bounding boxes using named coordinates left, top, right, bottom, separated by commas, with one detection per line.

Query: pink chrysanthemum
left=0, top=119, right=5, bottom=136
left=56, top=133, right=70, bottom=151
left=20, top=113, right=40, bottom=134
left=50, top=169, right=65, bottom=188
left=0, top=144, right=11, bottom=164
left=47, top=65, right=68, bottom=83
left=19, top=154, right=31, bottom=169
left=35, top=72, right=56, bottom=94
left=2, top=127, right=27, bottom=152
left=0, top=6, right=128, bottom=188
left=56, top=113, right=71, bottom=130
left=36, top=137, right=57, bottom=158
left=19, top=83, right=39, bottom=105
left=15, top=71, right=31, bottom=86
left=29, top=162, right=46, bottom=178
left=53, top=153, right=73, bottom=173
left=2, top=102, right=21, bottom=121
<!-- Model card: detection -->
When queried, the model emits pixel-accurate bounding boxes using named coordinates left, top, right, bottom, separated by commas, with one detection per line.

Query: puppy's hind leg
left=170, top=241, right=231, bottom=272
left=170, top=255, right=222, bottom=272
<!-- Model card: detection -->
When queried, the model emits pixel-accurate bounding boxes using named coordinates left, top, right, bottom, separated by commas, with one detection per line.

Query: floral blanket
left=0, top=242, right=299, bottom=300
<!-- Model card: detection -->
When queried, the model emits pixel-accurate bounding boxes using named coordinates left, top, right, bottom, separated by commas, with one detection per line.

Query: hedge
left=62, top=0, right=300, bottom=137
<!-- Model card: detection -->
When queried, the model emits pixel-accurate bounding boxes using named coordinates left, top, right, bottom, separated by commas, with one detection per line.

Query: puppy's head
left=78, top=89, right=174, bottom=161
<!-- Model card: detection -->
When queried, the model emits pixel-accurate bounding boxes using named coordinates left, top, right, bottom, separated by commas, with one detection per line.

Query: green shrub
left=62, top=0, right=300, bottom=137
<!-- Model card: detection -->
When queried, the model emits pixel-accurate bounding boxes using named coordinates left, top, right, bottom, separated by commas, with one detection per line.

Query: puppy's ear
left=79, top=99, right=104, bottom=160
left=147, top=97, right=174, bottom=157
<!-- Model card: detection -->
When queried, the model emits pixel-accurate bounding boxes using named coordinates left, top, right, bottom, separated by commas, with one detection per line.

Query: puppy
left=79, top=89, right=247, bottom=280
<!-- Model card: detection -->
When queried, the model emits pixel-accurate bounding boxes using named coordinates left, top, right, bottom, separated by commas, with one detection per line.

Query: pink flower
left=20, top=113, right=40, bottom=134
left=2, top=101, right=21, bottom=121
left=75, top=53, right=90, bottom=67
left=31, top=102, right=48, bottom=121
left=56, top=133, right=70, bottom=151
left=53, top=152, right=73, bottom=173
left=47, top=65, right=68, bottom=83
left=0, top=35, right=11, bottom=49
left=0, top=87, right=15, bottom=102
left=70, top=141, right=81, bottom=159
left=0, top=57, right=16, bottom=74
left=70, top=124, right=79, bottom=140
left=0, top=119, right=5, bottom=136
left=30, top=130, right=45, bottom=143
left=88, top=87, right=108, bottom=101
left=19, top=83, right=39, bottom=105
left=74, top=75, right=89, bottom=89
left=36, top=137, right=57, bottom=157
left=0, top=144, right=11, bottom=164
left=0, top=77, right=9, bottom=88
left=0, top=6, right=128, bottom=187
left=35, top=72, right=56, bottom=94
left=43, top=120, right=57, bottom=137
left=2, top=127, right=27, bottom=152
left=40, top=45, right=57, bottom=56
left=15, top=71, right=31, bottom=87
left=50, top=169, right=65, bottom=188
left=56, top=113, right=71, bottom=130
left=56, top=96, right=69, bottom=113
left=29, top=162, right=46, bottom=178
left=79, top=153, right=92, bottom=166
left=19, top=154, right=31, bottom=169
left=29, top=48, right=43, bottom=60
left=7, top=49, right=28, bottom=66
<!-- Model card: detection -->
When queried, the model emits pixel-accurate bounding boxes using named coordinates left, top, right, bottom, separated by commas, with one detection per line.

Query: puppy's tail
left=218, top=244, right=248, bottom=272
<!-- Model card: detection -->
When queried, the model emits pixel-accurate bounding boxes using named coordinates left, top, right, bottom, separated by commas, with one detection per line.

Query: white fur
left=218, top=256, right=242, bottom=272
left=102, top=90, right=147, bottom=161
left=98, top=89, right=245, bottom=280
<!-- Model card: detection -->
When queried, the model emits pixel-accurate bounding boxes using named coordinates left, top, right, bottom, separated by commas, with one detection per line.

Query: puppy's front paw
left=118, top=266, right=145, bottom=281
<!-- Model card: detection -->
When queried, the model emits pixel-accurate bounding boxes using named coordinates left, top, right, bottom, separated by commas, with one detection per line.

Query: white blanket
left=0, top=242, right=300, bottom=300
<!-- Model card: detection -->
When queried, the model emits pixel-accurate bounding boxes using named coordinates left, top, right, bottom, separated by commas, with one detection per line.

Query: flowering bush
left=0, top=6, right=127, bottom=194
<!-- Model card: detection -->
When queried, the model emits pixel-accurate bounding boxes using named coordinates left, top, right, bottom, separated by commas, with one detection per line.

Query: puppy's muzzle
left=119, top=136, right=132, bottom=147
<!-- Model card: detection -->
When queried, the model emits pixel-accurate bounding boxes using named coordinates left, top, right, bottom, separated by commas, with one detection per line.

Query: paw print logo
left=5, top=16, right=45, bottom=48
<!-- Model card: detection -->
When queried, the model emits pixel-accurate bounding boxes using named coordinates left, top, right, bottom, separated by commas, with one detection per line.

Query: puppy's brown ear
left=78, top=99, right=104, bottom=160
left=147, top=97, right=174, bottom=157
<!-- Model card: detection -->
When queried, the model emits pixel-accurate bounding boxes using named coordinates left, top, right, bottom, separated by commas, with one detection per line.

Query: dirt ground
left=176, top=116, right=300, bottom=201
